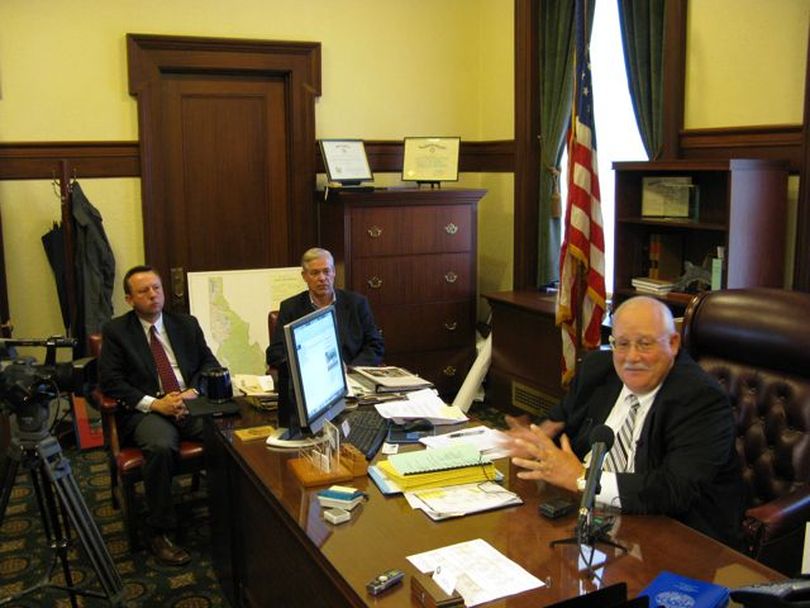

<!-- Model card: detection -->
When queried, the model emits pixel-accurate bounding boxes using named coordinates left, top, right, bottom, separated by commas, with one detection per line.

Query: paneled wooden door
left=128, top=34, right=321, bottom=311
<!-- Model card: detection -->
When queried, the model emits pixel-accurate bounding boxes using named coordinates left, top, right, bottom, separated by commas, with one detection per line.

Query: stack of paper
left=405, top=481, right=522, bottom=521
left=375, top=444, right=497, bottom=491
left=419, top=426, right=511, bottom=459
left=631, top=277, right=675, bottom=295
left=374, top=389, right=468, bottom=425
left=353, top=365, right=433, bottom=393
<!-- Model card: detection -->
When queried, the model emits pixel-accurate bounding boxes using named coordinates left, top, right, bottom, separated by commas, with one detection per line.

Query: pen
left=447, top=428, right=486, bottom=439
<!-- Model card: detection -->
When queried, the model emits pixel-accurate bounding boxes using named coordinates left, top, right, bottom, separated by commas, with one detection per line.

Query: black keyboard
left=342, top=408, right=389, bottom=460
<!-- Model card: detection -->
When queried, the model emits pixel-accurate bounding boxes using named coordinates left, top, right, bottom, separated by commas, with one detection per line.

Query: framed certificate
left=319, top=139, right=373, bottom=185
left=402, top=137, right=460, bottom=182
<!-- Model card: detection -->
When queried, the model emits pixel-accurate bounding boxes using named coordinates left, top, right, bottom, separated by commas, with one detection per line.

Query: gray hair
left=301, top=247, right=334, bottom=270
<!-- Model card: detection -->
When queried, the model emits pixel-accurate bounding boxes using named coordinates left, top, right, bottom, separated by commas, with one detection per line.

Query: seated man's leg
left=131, top=414, right=200, bottom=565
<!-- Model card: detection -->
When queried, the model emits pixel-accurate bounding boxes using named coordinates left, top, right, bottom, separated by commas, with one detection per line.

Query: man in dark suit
left=266, top=248, right=384, bottom=427
left=507, top=296, right=743, bottom=547
left=99, top=265, right=219, bottom=566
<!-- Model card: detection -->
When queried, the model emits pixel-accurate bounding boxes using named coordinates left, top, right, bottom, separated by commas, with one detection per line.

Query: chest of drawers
left=319, top=188, right=485, bottom=396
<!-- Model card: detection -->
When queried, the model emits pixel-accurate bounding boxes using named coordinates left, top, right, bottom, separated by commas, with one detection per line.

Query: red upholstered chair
left=87, top=333, right=205, bottom=551
left=682, top=288, right=810, bottom=575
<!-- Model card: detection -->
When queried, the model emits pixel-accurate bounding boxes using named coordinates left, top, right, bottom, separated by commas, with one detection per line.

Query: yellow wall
left=0, top=0, right=807, bottom=344
left=0, top=0, right=514, bottom=341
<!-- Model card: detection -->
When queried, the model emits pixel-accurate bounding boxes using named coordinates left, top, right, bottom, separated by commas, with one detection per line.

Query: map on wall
left=188, top=268, right=306, bottom=375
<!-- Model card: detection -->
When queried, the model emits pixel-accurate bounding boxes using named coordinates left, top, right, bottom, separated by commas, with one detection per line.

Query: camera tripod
left=0, top=428, right=124, bottom=607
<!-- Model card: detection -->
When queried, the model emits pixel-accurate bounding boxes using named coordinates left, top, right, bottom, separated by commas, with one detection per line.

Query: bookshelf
left=612, top=159, right=788, bottom=312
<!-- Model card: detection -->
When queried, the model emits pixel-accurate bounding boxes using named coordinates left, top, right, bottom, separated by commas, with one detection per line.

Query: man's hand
left=509, top=424, right=585, bottom=493
left=151, top=392, right=189, bottom=421
left=502, top=415, right=565, bottom=459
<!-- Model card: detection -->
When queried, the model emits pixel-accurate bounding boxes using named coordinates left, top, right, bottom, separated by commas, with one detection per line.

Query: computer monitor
left=275, top=305, right=347, bottom=443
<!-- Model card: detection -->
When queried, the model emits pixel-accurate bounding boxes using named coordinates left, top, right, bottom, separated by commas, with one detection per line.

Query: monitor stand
left=264, top=423, right=326, bottom=449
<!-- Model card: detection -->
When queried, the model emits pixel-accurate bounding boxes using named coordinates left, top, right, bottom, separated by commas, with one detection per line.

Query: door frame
left=127, top=33, right=321, bottom=278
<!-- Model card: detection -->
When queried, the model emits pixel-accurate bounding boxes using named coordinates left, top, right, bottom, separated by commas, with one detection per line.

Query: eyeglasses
left=608, top=335, right=669, bottom=353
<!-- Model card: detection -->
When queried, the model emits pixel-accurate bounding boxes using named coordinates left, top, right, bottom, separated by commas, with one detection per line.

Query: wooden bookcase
left=612, top=159, right=788, bottom=312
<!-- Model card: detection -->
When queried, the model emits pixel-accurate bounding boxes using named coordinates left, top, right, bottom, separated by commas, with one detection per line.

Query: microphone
left=578, top=424, right=615, bottom=534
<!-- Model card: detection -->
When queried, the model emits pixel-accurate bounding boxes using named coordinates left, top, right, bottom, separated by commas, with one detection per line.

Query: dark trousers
left=127, top=412, right=203, bottom=533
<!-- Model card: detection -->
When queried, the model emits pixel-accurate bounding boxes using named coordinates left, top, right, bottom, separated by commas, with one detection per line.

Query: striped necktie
left=149, top=325, right=181, bottom=394
left=604, top=394, right=640, bottom=473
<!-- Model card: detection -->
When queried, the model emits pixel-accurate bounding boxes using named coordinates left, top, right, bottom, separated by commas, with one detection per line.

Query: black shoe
left=148, top=533, right=191, bottom=566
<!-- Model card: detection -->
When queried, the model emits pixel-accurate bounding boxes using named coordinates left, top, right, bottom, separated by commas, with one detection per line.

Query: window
left=559, top=0, right=647, bottom=294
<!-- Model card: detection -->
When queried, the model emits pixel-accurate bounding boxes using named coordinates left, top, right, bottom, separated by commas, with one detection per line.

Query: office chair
left=682, top=288, right=810, bottom=575
left=86, top=334, right=206, bottom=552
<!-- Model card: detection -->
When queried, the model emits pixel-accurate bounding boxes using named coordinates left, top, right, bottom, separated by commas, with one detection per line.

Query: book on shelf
left=352, top=365, right=433, bottom=393
left=631, top=277, right=675, bottom=294
left=647, top=233, right=683, bottom=280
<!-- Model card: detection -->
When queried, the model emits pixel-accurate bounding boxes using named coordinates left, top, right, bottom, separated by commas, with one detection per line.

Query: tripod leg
left=39, top=436, right=124, bottom=606
left=0, top=446, right=20, bottom=529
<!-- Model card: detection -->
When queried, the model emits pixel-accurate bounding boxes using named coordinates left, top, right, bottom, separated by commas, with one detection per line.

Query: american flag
left=556, top=0, right=606, bottom=385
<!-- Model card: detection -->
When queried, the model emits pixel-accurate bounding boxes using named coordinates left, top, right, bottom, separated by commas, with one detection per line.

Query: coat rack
left=50, top=161, right=79, bottom=341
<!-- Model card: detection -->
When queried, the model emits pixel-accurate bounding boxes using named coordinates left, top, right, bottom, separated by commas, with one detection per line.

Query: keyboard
left=342, top=408, right=390, bottom=460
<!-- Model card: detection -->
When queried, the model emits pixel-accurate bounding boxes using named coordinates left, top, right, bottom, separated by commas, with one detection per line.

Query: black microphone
left=578, top=424, right=615, bottom=532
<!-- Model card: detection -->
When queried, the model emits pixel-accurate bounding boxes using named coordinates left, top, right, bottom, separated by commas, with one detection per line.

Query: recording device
left=0, top=337, right=94, bottom=437
left=578, top=425, right=615, bottom=535
left=366, top=568, right=405, bottom=596
left=539, top=498, right=576, bottom=519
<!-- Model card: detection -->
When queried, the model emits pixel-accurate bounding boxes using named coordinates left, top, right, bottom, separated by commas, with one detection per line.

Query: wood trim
left=512, top=0, right=541, bottom=290
left=795, top=22, right=810, bottom=292
left=661, top=0, right=687, bottom=159
left=0, top=140, right=513, bottom=180
left=680, top=125, right=804, bottom=172
left=0, top=142, right=140, bottom=179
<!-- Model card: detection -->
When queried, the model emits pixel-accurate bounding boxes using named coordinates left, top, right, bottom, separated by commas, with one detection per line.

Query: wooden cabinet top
left=321, top=187, right=486, bottom=207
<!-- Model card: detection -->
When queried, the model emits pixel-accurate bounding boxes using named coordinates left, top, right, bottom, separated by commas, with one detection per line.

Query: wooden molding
left=0, top=142, right=140, bottom=179
left=680, top=125, right=803, bottom=172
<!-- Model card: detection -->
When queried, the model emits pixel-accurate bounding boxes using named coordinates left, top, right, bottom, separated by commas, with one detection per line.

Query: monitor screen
left=283, top=305, right=347, bottom=436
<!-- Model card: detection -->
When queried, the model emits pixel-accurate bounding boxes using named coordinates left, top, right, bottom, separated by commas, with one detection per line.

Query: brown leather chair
left=682, top=288, right=810, bottom=575
left=87, top=333, right=205, bottom=551
left=266, top=310, right=279, bottom=375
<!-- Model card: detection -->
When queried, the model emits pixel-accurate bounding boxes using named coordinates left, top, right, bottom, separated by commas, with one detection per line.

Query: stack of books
left=631, top=276, right=675, bottom=295
left=353, top=366, right=434, bottom=393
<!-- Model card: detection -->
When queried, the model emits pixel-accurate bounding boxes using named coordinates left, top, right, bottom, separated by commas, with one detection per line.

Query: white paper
left=407, top=538, right=544, bottom=606
left=405, top=481, right=522, bottom=521
left=232, top=374, right=275, bottom=396
left=374, top=389, right=468, bottom=425
left=419, top=425, right=511, bottom=459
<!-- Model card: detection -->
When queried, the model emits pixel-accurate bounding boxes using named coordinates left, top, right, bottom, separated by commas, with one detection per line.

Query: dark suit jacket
left=548, top=349, right=743, bottom=547
left=266, top=289, right=384, bottom=368
left=99, top=310, right=219, bottom=436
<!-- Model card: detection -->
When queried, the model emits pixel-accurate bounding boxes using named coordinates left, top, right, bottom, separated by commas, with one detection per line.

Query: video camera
left=0, top=337, right=96, bottom=438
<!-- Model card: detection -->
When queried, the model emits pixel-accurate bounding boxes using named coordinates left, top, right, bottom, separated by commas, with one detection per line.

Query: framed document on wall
left=402, top=137, right=460, bottom=183
left=319, top=139, right=373, bottom=186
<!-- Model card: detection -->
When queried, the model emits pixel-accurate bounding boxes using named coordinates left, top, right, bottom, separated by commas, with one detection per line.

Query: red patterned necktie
left=149, top=325, right=181, bottom=394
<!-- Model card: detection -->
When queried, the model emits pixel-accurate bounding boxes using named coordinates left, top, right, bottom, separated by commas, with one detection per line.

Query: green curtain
left=536, top=0, right=595, bottom=287
left=618, top=0, right=665, bottom=160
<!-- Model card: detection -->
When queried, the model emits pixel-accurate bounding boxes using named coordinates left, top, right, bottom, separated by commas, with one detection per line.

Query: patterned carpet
left=0, top=440, right=227, bottom=607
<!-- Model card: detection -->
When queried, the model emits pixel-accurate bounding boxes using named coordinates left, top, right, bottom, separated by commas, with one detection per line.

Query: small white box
left=324, top=507, right=351, bottom=525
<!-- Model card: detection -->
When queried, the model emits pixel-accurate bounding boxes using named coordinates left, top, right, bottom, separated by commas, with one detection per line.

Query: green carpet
left=0, top=443, right=227, bottom=607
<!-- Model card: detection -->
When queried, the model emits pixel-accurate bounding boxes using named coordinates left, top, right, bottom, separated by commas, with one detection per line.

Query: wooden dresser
left=319, top=188, right=485, bottom=396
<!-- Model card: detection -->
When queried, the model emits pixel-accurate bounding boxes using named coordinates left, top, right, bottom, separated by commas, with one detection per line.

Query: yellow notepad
left=378, top=445, right=497, bottom=491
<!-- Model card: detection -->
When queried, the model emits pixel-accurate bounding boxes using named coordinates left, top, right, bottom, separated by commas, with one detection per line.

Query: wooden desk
left=484, top=290, right=564, bottom=416
left=206, top=405, right=781, bottom=607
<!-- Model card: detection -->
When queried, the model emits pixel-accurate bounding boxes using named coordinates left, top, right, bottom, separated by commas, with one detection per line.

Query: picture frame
left=402, top=136, right=460, bottom=183
left=319, top=139, right=373, bottom=185
left=641, top=176, right=699, bottom=220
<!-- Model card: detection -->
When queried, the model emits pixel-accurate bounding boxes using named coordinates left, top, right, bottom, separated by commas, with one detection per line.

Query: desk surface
left=209, top=405, right=781, bottom=607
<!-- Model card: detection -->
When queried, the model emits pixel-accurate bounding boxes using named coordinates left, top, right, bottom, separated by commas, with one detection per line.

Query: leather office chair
left=87, top=333, right=205, bottom=552
left=682, top=288, right=810, bottom=575
left=266, top=310, right=279, bottom=375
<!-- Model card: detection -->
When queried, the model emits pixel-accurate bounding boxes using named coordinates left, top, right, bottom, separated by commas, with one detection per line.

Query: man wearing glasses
left=506, top=296, right=742, bottom=547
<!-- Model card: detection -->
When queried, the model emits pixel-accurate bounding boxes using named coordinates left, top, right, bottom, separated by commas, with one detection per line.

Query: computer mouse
left=401, top=418, right=434, bottom=433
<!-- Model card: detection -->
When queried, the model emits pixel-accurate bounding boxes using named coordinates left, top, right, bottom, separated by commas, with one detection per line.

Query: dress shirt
left=585, top=384, right=661, bottom=509
left=135, top=314, right=187, bottom=413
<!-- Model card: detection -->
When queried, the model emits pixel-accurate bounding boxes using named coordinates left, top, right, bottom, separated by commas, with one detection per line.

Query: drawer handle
left=444, top=271, right=458, bottom=284
left=367, top=276, right=383, bottom=289
left=444, top=222, right=459, bottom=235
left=367, top=225, right=383, bottom=238
left=442, top=366, right=457, bottom=377
left=443, top=321, right=458, bottom=331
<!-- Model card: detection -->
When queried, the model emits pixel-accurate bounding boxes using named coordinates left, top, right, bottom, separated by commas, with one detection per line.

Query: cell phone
left=539, top=498, right=575, bottom=519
